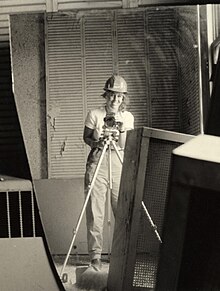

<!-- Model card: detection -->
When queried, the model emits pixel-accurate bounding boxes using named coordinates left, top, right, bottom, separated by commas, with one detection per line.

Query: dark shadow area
left=0, top=45, right=30, bottom=179
left=205, top=42, right=220, bottom=136
left=178, top=187, right=220, bottom=290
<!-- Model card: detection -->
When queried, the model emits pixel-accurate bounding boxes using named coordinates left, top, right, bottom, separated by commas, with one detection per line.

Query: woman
left=83, top=75, right=134, bottom=269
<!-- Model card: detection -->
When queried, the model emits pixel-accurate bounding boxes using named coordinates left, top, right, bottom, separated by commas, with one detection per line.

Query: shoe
left=91, top=258, right=102, bottom=271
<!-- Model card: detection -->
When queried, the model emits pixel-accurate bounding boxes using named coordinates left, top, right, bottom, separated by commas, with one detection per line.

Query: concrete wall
left=10, top=13, right=47, bottom=180
left=34, top=178, right=114, bottom=255
left=34, top=178, right=87, bottom=254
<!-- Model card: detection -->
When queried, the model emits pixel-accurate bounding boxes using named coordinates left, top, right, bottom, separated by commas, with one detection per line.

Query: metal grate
left=133, top=254, right=157, bottom=289
left=147, top=8, right=180, bottom=132
left=0, top=177, right=36, bottom=238
left=47, top=13, right=85, bottom=178
left=133, top=139, right=181, bottom=289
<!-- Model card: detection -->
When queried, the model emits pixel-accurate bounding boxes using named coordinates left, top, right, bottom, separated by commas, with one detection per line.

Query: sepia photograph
left=0, top=0, right=219, bottom=290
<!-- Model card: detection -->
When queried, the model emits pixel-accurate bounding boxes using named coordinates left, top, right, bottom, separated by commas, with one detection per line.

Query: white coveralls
left=84, top=106, right=134, bottom=260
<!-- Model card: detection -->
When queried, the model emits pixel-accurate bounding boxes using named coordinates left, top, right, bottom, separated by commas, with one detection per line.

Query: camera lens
left=104, top=116, right=116, bottom=127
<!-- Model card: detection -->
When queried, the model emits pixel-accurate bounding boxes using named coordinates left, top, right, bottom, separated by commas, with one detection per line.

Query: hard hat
left=104, top=75, right=127, bottom=93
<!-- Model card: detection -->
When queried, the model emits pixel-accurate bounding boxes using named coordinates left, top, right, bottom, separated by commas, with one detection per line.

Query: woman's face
left=105, top=91, right=124, bottom=113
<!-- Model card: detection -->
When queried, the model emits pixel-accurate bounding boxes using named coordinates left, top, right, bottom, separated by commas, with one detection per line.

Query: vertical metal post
left=31, top=190, right=36, bottom=237
left=18, top=191, right=23, bottom=237
left=197, top=5, right=204, bottom=134
left=6, top=192, right=11, bottom=238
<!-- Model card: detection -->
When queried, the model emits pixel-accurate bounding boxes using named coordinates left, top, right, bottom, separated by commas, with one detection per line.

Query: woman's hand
left=92, top=139, right=105, bottom=149
left=115, top=119, right=125, bottom=133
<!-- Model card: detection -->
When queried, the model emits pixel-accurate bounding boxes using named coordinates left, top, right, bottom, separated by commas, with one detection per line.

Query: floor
left=53, top=254, right=156, bottom=290
left=53, top=255, right=109, bottom=291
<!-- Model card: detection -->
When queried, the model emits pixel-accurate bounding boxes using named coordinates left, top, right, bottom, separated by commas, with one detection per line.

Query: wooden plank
left=108, top=127, right=150, bottom=291
left=0, top=0, right=45, bottom=7
left=0, top=5, right=46, bottom=14
left=139, top=0, right=209, bottom=5
left=142, top=127, right=193, bottom=144
left=58, top=1, right=122, bottom=10
left=0, top=0, right=121, bottom=14
left=46, top=0, right=58, bottom=12
left=122, top=0, right=138, bottom=8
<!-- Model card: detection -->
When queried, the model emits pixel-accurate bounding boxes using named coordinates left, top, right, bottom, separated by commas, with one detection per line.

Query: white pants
left=84, top=148, right=123, bottom=260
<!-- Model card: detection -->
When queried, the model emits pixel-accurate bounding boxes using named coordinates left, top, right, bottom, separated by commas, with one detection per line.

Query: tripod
left=60, top=131, right=123, bottom=280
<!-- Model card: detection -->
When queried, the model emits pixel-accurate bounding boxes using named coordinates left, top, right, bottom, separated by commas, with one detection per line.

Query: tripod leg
left=107, top=148, right=112, bottom=260
left=142, top=201, right=162, bottom=243
left=106, top=139, right=123, bottom=260
left=60, top=143, right=108, bottom=279
left=111, top=140, right=123, bottom=164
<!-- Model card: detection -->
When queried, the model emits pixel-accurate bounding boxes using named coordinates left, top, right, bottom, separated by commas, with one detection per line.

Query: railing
left=0, top=175, right=36, bottom=238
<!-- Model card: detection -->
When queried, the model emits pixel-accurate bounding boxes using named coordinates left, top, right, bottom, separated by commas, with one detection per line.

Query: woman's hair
left=102, top=90, right=130, bottom=112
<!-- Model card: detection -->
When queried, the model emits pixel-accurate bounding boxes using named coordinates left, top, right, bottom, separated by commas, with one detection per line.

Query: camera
left=104, top=114, right=117, bottom=128
left=101, top=113, right=122, bottom=140
left=103, top=113, right=122, bottom=129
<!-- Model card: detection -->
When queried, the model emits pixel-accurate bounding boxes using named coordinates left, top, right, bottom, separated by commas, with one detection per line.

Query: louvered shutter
left=47, top=12, right=114, bottom=178
left=84, top=12, right=114, bottom=111
left=117, top=10, right=149, bottom=128
left=83, top=10, right=149, bottom=127
left=47, top=14, right=85, bottom=178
